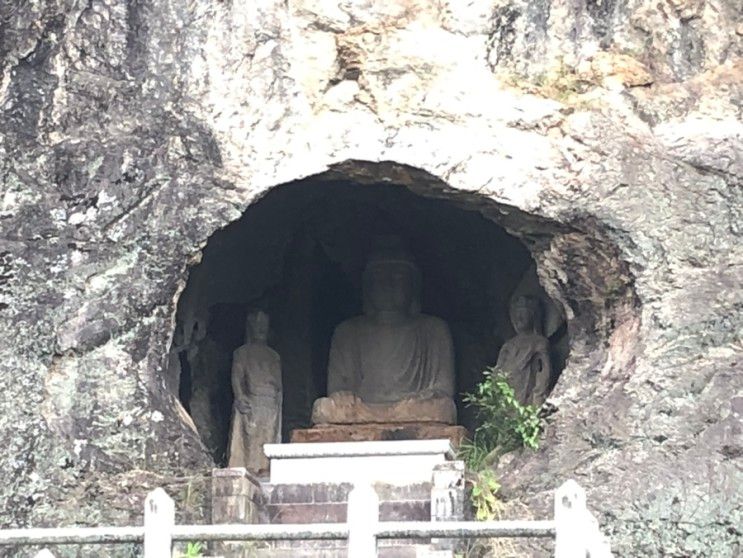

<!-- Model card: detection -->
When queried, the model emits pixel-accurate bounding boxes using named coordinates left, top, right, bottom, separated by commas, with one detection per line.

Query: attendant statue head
left=509, top=296, right=543, bottom=335
left=245, top=309, right=270, bottom=344
left=362, top=236, right=421, bottom=318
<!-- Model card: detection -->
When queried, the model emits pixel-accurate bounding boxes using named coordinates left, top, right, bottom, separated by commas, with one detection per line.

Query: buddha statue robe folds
left=496, top=295, right=552, bottom=407
left=327, top=314, right=454, bottom=404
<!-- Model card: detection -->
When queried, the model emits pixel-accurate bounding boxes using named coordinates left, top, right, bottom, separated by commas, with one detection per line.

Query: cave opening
left=169, top=167, right=568, bottom=465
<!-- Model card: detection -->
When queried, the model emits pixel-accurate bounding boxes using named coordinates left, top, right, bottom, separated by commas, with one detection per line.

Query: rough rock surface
left=0, top=1, right=741, bottom=556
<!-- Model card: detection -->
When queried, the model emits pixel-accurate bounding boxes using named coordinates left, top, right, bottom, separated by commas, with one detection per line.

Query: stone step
left=264, top=481, right=431, bottom=505
left=263, top=481, right=432, bottom=524
left=265, top=499, right=431, bottom=523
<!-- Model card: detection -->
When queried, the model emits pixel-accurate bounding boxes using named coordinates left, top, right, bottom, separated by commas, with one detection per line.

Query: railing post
left=554, top=479, right=585, bottom=558
left=555, top=479, right=613, bottom=558
left=347, top=483, right=378, bottom=558
left=431, top=461, right=465, bottom=552
left=144, top=488, right=175, bottom=558
left=585, top=510, right=613, bottom=557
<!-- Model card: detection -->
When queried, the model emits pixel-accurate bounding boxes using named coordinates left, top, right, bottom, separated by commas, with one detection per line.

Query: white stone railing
left=0, top=480, right=611, bottom=557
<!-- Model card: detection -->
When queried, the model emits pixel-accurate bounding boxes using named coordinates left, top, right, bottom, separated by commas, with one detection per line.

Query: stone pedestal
left=290, top=423, right=468, bottom=447
left=311, top=392, right=457, bottom=425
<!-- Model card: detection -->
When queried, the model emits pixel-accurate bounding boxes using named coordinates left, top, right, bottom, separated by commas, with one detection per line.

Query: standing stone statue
left=312, top=236, right=456, bottom=425
left=228, top=310, right=282, bottom=475
left=496, top=295, right=552, bottom=407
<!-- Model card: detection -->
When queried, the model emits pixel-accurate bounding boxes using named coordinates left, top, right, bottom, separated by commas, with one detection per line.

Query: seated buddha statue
left=311, top=237, right=456, bottom=425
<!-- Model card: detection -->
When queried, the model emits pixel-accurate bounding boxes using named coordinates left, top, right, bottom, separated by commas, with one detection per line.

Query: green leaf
left=457, top=366, right=543, bottom=472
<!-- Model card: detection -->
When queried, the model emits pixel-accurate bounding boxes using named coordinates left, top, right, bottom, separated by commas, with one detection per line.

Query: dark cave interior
left=170, top=176, right=568, bottom=464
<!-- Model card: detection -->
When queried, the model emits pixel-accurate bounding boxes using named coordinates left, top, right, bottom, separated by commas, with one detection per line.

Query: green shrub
left=459, top=367, right=542, bottom=471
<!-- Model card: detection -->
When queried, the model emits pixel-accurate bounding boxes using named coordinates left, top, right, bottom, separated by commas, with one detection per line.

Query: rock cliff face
left=0, top=1, right=740, bottom=556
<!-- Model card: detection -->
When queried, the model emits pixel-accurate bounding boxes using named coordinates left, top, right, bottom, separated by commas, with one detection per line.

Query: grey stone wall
left=0, top=1, right=741, bottom=556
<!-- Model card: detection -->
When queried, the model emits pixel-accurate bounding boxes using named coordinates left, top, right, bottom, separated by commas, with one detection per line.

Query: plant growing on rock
left=180, top=541, right=205, bottom=558
left=469, top=468, right=502, bottom=521
left=459, top=367, right=543, bottom=526
left=459, top=366, right=542, bottom=471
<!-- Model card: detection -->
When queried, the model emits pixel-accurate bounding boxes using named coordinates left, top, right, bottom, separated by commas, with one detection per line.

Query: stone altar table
left=264, top=439, right=456, bottom=485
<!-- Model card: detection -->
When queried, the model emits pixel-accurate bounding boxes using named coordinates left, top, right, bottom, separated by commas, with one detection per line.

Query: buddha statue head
left=245, top=309, right=270, bottom=344
left=509, top=295, right=543, bottom=335
left=362, top=236, right=421, bottom=318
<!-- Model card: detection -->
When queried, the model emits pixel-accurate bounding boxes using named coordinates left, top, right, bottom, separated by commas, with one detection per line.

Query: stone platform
left=211, top=456, right=466, bottom=558
left=290, top=423, right=468, bottom=447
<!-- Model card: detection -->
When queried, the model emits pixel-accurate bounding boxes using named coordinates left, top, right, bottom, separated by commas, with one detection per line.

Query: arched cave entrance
left=169, top=164, right=569, bottom=464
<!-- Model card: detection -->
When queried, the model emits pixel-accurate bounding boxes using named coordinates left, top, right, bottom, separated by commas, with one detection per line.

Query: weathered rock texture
left=0, top=1, right=741, bottom=556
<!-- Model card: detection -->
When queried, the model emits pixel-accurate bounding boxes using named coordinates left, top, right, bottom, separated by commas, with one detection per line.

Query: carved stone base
left=290, top=423, right=469, bottom=447
left=311, top=392, right=457, bottom=425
